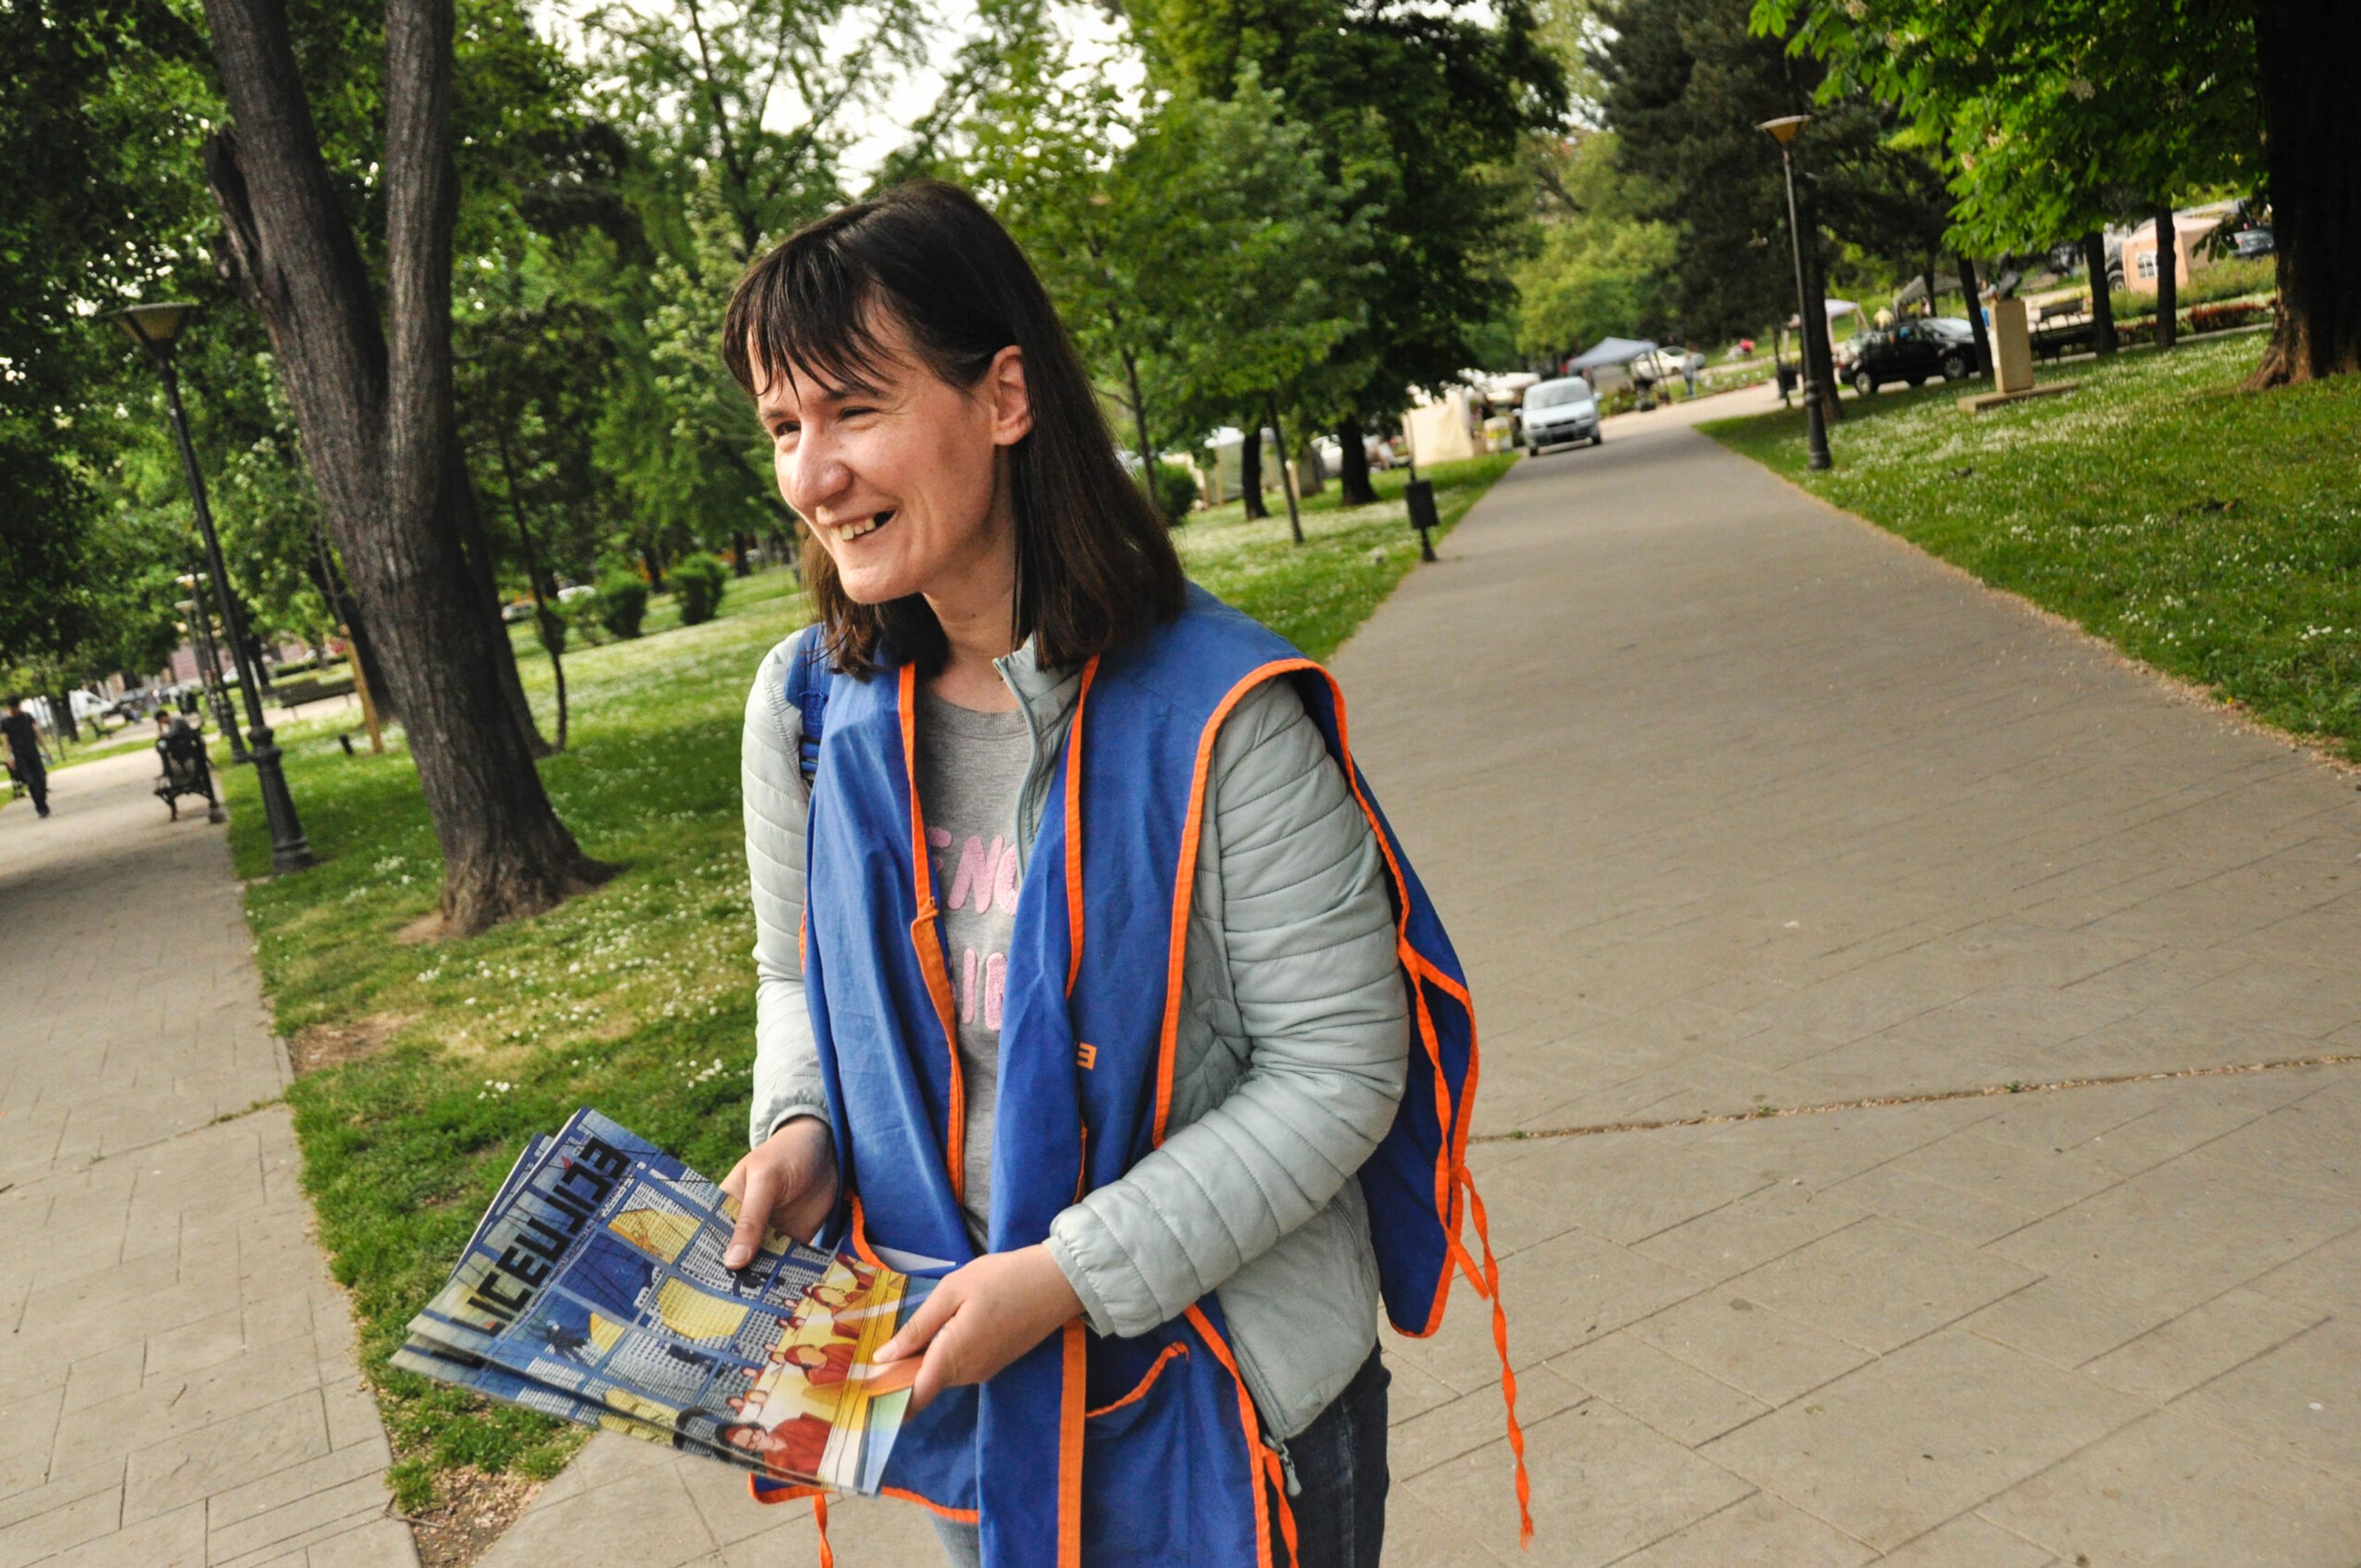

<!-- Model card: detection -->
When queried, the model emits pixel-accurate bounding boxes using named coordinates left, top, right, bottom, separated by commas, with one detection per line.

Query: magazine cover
left=401, top=1110, right=927, bottom=1494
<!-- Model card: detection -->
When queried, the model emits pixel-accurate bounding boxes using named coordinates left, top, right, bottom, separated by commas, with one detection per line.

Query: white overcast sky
left=534, top=1, right=1141, bottom=186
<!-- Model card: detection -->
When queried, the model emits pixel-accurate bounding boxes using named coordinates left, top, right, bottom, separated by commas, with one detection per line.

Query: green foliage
left=1134, top=0, right=1568, bottom=418
left=1149, top=462, right=1202, bottom=523
left=669, top=555, right=729, bottom=625
left=1703, top=335, right=2361, bottom=756
left=1514, top=132, right=1680, bottom=355
left=1596, top=0, right=1953, bottom=341
left=1752, top=0, right=2261, bottom=250
left=593, top=569, right=651, bottom=639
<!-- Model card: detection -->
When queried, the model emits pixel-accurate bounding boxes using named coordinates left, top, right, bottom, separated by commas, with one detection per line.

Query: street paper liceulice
left=395, top=1109, right=925, bottom=1494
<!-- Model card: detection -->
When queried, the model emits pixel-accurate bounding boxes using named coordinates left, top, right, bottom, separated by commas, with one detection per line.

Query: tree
left=1752, top=0, right=2353, bottom=384
left=1136, top=0, right=1566, bottom=504
left=1596, top=0, right=1952, bottom=419
left=202, top=0, right=611, bottom=933
left=1513, top=131, right=1679, bottom=358
left=943, top=15, right=1364, bottom=522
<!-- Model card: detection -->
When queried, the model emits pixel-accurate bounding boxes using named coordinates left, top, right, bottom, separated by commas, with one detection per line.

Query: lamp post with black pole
left=117, top=303, right=313, bottom=873
left=176, top=573, right=248, bottom=764
left=1757, top=115, right=1833, bottom=472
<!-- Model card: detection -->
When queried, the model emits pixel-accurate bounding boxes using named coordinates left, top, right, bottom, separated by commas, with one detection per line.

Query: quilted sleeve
left=1045, top=679, right=1410, bottom=1335
left=745, top=638, right=832, bottom=1150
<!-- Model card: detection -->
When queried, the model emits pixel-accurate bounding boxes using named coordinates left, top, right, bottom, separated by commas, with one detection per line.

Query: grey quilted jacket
left=742, top=632, right=1410, bottom=1439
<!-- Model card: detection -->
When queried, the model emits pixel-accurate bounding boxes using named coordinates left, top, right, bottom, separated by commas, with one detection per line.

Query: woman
left=719, top=181, right=1512, bottom=1568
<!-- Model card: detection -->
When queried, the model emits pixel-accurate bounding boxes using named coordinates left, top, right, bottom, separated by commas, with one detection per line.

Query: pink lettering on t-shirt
left=992, top=841, right=1021, bottom=910
left=950, top=834, right=1010, bottom=913
left=983, top=952, right=1006, bottom=1031
left=960, top=948, right=979, bottom=1024
left=927, top=827, right=952, bottom=850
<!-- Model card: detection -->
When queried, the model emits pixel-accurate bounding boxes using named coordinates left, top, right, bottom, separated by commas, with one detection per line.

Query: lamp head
left=1757, top=114, right=1811, bottom=144
left=116, top=302, right=197, bottom=358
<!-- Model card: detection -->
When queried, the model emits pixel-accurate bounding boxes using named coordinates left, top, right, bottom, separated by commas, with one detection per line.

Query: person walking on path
left=3, top=695, right=51, bottom=817
left=715, top=181, right=1517, bottom=1568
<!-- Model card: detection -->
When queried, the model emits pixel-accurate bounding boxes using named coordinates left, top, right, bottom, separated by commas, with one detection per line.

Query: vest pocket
left=1081, top=1336, right=1206, bottom=1564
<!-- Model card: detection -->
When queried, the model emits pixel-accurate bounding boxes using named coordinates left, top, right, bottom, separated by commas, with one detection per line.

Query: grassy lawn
left=216, top=452, right=1513, bottom=1521
left=1701, top=333, right=2361, bottom=760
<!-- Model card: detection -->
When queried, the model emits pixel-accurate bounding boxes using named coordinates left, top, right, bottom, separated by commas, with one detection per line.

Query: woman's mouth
left=829, top=510, right=895, bottom=541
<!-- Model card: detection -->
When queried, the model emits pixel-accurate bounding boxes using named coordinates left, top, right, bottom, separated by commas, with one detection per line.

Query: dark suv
left=1848, top=319, right=1974, bottom=394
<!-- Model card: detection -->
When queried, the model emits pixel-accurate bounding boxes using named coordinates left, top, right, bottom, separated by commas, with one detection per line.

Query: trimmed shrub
left=1149, top=461, right=1200, bottom=524
left=595, top=569, right=650, bottom=639
left=671, top=555, right=728, bottom=626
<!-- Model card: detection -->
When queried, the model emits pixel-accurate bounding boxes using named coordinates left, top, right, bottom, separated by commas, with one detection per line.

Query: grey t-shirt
left=914, top=686, right=1032, bottom=1249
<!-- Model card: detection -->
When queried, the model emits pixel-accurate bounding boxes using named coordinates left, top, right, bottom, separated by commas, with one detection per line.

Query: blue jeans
left=932, top=1345, right=1390, bottom=1567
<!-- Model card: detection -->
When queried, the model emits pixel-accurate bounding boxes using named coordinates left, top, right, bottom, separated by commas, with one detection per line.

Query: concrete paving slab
left=0, top=748, right=408, bottom=1567
left=487, top=395, right=2361, bottom=1562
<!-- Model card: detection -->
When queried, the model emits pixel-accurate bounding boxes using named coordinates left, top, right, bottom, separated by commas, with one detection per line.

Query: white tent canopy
left=1565, top=336, right=1659, bottom=373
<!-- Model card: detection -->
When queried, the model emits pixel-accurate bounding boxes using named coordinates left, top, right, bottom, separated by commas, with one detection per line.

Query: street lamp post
left=1758, top=116, right=1833, bottom=472
left=176, top=575, right=248, bottom=764
left=118, top=304, right=313, bottom=873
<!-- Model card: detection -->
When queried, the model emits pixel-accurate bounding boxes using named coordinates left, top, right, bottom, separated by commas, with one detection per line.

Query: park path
left=0, top=747, right=414, bottom=1567
left=488, top=388, right=2361, bottom=1567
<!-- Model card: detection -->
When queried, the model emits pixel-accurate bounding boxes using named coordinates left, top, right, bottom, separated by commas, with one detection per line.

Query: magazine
left=398, top=1109, right=927, bottom=1495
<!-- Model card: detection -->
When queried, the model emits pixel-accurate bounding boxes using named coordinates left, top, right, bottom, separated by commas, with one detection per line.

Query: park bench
left=273, top=674, right=356, bottom=713
left=2030, top=298, right=2097, bottom=361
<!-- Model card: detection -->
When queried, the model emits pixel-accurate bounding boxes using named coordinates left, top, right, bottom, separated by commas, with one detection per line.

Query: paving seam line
left=1476, top=1051, right=2361, bottom=1144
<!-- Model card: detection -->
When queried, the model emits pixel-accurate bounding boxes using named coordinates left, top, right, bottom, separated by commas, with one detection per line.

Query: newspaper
left=397, top=1109, right=927, bottom=1495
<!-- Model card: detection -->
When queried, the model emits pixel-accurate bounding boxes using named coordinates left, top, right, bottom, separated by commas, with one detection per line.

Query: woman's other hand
left=872, top=1245, right=1083, bottom=1412
left=721, top=1117, right=839, bottom=1268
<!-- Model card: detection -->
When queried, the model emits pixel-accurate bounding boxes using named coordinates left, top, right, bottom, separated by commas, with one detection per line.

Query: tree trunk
left=202, top=0, right=610, bottom=935
left=1334, top=418, right=1378, bottom=506
left=731, top=532, right=753, bottom=577
left=304, top=526, right=398, bottom=723
left=1955, top=251, right=1993, bottom=376
left=49, top=689, right=79, bottom=745
left=448, top=451, right=552, bottom=756
left=2248, top=0, right=2360, bottom=385
left=2151, top=205, right=2179, bottom=350
left=1800, top=229, right=1842, bottom=422
left=496, top=431, right=568, bottom=753
left=1238, top=424, right=1268, bottom=520
left=2082, top=232, right=2119, bottom=355
left=1267, top=402, right=1304, bottom=547
left=1919, top=262, right=1937, bottom=319
left=639, top=543, right=665, bottom=593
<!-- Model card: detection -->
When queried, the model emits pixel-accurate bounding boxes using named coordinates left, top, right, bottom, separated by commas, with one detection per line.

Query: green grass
left=216, top=454, right=1513, bottom=1513
left=1701, top=334, right=2361, bottom=759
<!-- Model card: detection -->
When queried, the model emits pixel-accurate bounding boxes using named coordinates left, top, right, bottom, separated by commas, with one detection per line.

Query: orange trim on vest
left=1063, top=657, right=1099, bottom=997
left=1058, top=1319, right=1088, bottom=1568
left=1082, top=1342, right=1188, bottom=1419
left=1184, top=1305, right=1284, bottom=1568
left=884, top=1486, right=981, bottom=1524
left=898, top=662, right=967, bottom=1206
left=845, top=1197, right=886, bottom=1272
left=1153, top=659, right=1321, bottom=1145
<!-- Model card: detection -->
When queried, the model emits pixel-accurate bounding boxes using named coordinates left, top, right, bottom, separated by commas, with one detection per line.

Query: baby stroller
left=155, top=720, right=222, bottom=823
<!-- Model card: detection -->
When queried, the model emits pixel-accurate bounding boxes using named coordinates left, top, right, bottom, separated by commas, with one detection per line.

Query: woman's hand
left=872, top=1245, right=1083, bottom=1412
left=720, top=1117, right=839, bottom=1269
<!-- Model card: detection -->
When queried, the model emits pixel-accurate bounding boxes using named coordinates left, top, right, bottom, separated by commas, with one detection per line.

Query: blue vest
left=752, top=587, right=1524, bottom=1567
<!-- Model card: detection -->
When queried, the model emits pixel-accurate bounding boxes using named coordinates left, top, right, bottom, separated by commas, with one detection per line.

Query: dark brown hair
left=722, top=180, right=1185, bottom=678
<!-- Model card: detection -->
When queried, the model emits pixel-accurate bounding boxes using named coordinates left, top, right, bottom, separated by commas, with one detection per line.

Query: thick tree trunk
left=304, top=527, right=398, bottom=723
left=731, top=532, right=753, bottom=577
left=1955, top=251, right=1993, bottom=376
left=2151, top=206, right=2178, bottom=350
left=49, top=690, right=79, bottom=745
left=1334, top=418, right=1378, bottom=506
left=2248, top=0, right=2361, bottom=385
left=1238, top=423, right=1268, bottom=520
left=202, top=0, right=609, bottom=935
left=2082, top=232, right=2118, bottom=354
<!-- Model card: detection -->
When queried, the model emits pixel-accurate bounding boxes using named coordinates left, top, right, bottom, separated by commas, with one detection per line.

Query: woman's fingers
left=723, top=1160, right=778, bottom=1270
left=877, top=1272, right=962, bottom=1364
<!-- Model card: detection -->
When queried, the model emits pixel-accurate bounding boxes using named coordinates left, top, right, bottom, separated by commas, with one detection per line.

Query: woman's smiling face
left=754, top=314, right=1030, bottom=609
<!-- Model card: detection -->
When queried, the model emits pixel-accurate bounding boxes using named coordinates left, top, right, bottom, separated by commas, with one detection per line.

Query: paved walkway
left=0, top=750, right=412, bottom=1567
left=510, top=387, right=2359, bottom=1567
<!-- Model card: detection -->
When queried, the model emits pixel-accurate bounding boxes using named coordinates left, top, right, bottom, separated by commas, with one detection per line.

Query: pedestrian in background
left=3, top=697, right=51, bottom=818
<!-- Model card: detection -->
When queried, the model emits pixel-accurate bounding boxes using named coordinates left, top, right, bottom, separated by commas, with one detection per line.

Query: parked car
left=1847, top=319, right=1976, bottom=394
left=1521, top=377, right=1602, bottom=453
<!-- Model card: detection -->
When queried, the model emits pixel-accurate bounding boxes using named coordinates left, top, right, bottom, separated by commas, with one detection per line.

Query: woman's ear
left=985, top=344, right=1032, bottom=448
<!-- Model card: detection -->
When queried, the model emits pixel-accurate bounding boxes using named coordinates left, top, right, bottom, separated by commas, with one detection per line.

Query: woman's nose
left=782, top=432, right=851, bottom=518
